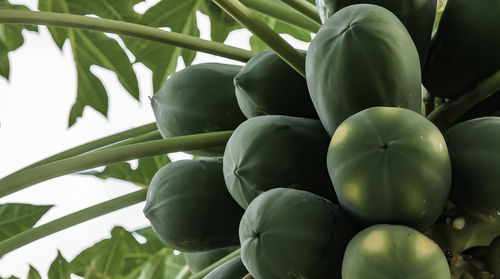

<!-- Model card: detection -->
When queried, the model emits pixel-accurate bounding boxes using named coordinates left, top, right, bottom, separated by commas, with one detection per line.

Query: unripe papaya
left=327, top=107, right=451, bottom=230
left=184, top=246, right=238, bottom=274
left=306, top=4, right=421, bottom=136
left=234, top=50, right=318, bottom=119
left=151, top=63, right=246, bottom=157
left=239, top=188, right=359, bottom=279
left=315, top=0, right=436, bottom=67
left=342, top=224, right=450, bottom=279
left=204, top=256, right=248, bottom=279
left=423, top=0, right=500, bottom=98
left=143, top=159, right=244, bottom=252
left=445, top=117, right=500, bottom=216
left=223, top=115, right=336, bottom=209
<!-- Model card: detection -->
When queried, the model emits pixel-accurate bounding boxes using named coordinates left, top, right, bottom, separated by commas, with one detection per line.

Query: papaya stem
left=212, top=0, right=306, bottom=77
left=0, top=10, right=254, bottom=62
left=174, top=266, right=192, bottom=279
left=99, top=130, right=163, bottom=150
left=242, top=274, right=255, bottom=279
left=5, top=122, right=158, bottom=177
left=427, top=69, right=500, bottom=132
left=240, top=0, right=320, bottom=33
left=189, top=248, right=241, bottom=279
left=0, top=131, right=233, bottom=199
left=0, top=188, right=147, bottom=257
left=279, top=0, right=322, bottom=24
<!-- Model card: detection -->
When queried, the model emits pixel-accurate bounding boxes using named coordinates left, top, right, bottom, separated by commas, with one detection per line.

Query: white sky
left=0, top=0, right=308, bottom=278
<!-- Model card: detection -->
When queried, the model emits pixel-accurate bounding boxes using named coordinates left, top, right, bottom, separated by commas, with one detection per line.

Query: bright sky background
left=0, top=0, right=308, bottom=278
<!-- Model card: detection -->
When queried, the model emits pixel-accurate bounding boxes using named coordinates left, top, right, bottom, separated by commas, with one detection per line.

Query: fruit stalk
left=279, top=0, right=322, bottom=24
left=0, top=10, right=254, bottom=62
left=0, top=188, right=147, bottom=257
left=189, top=248, right=241, bottom=279
left=0, top=131, right=233, bottom=198
left=240, top=0, right=320, bottom=32
left=212, top=0, right=306, bottom=77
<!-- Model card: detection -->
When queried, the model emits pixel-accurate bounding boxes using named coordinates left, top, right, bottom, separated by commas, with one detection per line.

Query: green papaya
left=306, top=4, right=421, bottom=136
left=486, top=235, right=500, bottom=276
left=315, top=0, right=436, bottom=67
left=204, top=256, right=248, bottom=279
left=342, top=224, right=450, bottom=279
left=143, top=159, right=244, bottom=252
left=444, top=117, right=500, bottom=216
left=423, top=0, right=500, bottom=98
left=233, top=50, right=318, bottom=119
left=151, top=63, right=246, bottom=157
left=327, top=107, right=451, bottom=229
left=184, top=246, right=238, bottom=274
left=223, top=115, right=336, bottom=209
left=239, top=188, right=359, bottom=279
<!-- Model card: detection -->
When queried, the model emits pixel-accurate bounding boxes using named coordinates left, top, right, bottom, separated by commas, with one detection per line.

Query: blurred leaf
left=134, top=226, right=166, bottom=253
left=38, top=0, right=140, bottom=126
left=0, top=2, right=38, bottom=79
left=123, top=248, right=186, bottom=279
left=0, top=203, right=52, bottom=242
left=80, top=155, right=170, bottom=187
left=48, top=251, right=71, bottom=279
left=27, top=266, right=41, bottom=279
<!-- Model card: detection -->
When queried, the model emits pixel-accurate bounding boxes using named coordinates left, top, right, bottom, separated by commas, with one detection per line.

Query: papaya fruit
left=423, top=0, right=500, bottom=98
left=315, top=0, right=436, bottom=67
left=151, top=63, right=246, bottom=157
left=327, top=107, right=451, bottom=229
left=239, top=188, right=359, bottom=279
left=306, top=4, right=422, bottom=136
left=486, top=235, right=500, bottom=276
left=143, top=159, right=244, bottom=252
left=444, top=117, right=500, bottom=216
left=233, top=50, right=318, bottom=119
left=184, top=246, right=238, bottom=274
left=204, top=256, right=248, bottom=279
left=223, top=115, right=336, bottom=209
left=342, top=224, right=450, bottom=279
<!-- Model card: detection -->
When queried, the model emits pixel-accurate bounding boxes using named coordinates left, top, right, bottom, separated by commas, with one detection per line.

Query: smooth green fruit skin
left=342, top=224, right=451, bottom=279
left=486, top=236, right=500, bottom=276
left=423, top=0, right=500, bottom=98
left=306, top=4, right=421, bottom=136
left=151, top=63, right=246, bottom=157
left=204, top=256, right=248, bottom=279
left=223, top=115, right=337, bottom=209
left=327, top=107, right=451, bottom=229
left=239, top=188, right=359, bottom=279
left=445, top=117, right=500, bottom=216
left=184, top=246, right=238, bottom=274
left=315, top=0, right=436, bottom=67
left=234, top=50, right=318, bottom=119
left=143, top=159, right=244, bottom=252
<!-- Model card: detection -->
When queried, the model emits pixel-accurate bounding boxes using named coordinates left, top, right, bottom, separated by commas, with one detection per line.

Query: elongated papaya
left=239, top=188, right=359, bottom=279
left=223, top=115, right=336, bottom=209
left=306, top=4, right=421, bottom=136
left=151, top=63, right=246, bottom=157
left=315, top=0, right=436, bottom=67
left=342, top=224, right=450, bottom=279
left=444, top=117, right=500, bottom=216
left=327, top=107, right=451, bottom=230
left=184, top=246, right=238, bottom=274
left=204, top=256, right=248, bottom=279
left=233, top=50, right=318, bottom=119
left=143, top=159, right=244, bottom=252
left=423, top=0, right=500, bottom=98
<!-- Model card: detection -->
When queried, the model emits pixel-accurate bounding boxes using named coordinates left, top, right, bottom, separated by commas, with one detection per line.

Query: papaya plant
left=0, top=0, right=500, bottom=278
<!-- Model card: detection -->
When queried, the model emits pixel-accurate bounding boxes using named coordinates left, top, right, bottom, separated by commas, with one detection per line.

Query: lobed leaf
left=0, top=203, right=52, bottom=242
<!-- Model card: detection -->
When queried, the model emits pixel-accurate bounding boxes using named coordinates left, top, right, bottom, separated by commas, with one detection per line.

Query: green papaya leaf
left=79, top=155, right=170, bottom=187
left=123, top=248, right=187, bottom=279
left=48, top=251, right=71, bottom=279
left=38, top=0, right=140, bottom=126
left=27, top=266, right=41, bottom=279
left=0, top=203, right=52, bottom=242
left=0, top=276, right=19, bottom=279
left=0, top=2, right=38, bottom=79
left=69, top=226, right=147, bottom=277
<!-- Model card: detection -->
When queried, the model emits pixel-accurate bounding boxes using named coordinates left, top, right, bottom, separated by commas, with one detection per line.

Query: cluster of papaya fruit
left=144, top=0, right=500, bottom=278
